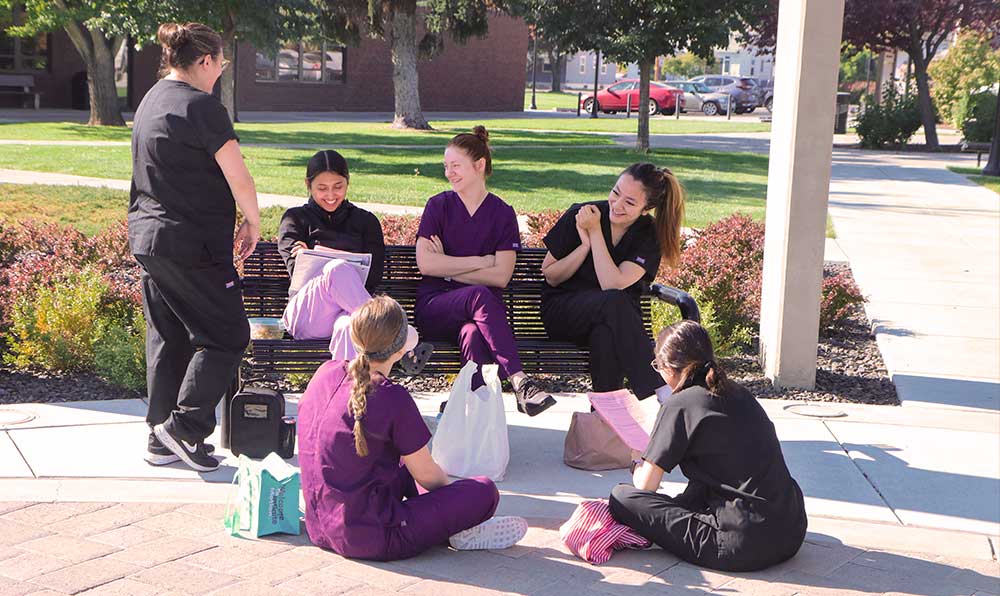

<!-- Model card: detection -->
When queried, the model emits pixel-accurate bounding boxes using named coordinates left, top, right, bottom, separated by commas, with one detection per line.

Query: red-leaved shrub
left=820, top=272, right=865, bottom=330
left=661, top=213, right=765, bottom=338
left=380, top=214, right=421, bottom=246
left=522, top=210, right=562, bottom=249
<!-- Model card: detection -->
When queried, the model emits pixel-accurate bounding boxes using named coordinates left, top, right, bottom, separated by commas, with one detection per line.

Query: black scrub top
left=277, top=199, right=386, bottom=293
left=644, top=382, right=807, bottom=553
left=129, top=79, right=239, bottom=263
left=542, top=201, right=661, bottom=305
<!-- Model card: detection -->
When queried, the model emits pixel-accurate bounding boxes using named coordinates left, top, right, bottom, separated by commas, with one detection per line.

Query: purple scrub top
left=416, top=190, right=521, bottom=303
left=298, top=360, right=432, bottom=558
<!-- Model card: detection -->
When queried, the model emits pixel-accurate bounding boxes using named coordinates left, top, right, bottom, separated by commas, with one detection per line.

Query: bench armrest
left=649, top=283, right=700, bottom=323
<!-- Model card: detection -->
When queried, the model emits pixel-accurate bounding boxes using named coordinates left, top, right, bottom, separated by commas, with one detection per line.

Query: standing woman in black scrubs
left=610, top=320, right=808, bottom=572
left=541, top=163, right=683, bottom=403
left=129, top=22, right=260, bottom=472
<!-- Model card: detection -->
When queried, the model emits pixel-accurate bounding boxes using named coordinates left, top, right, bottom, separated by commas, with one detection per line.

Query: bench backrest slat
left=242, top=242, right=652, bottom=337
left=0, top=74, right=35, bottom=88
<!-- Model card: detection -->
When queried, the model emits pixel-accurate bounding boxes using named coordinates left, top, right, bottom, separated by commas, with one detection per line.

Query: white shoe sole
left=152, top=424, right=219, bottom=472
left=144, top=452, right=181, bottom=466
left=449, top=516, right=528, bottom=551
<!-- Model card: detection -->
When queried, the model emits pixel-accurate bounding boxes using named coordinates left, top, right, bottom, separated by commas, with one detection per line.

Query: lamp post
left=591, top=49, right=601, bottom=119
left=983, top=81, right=1000, bottom=177
left=530, top=30, right=538, bottom=111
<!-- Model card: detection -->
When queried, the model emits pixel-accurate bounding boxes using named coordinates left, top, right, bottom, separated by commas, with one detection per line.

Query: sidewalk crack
left=822, top=420, right=905, bottom=525
left=5, top=429, right=37, bottom=479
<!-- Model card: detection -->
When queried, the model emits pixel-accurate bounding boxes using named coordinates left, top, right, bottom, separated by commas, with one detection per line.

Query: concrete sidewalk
left=0, top=393, right=998, bottom=595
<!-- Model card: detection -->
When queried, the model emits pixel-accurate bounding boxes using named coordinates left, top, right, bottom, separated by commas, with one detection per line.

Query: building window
left=256, top=40, right=344, bottom=83
left=541, top=59, right=552, bottom=73
left=722, top=56, right=731, bottom=74
left=600, top=62, right=607, bottom=75
left=0, top=6, right=49, bottom=71
left=579, top=54, right=586, bottom=74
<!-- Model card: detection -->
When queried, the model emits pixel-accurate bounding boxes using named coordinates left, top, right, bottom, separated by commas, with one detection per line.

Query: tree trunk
left=85, top=29, right=124, bottom=126
left=219, top=10, right=237, bottom=122
left=910, top=48, right=938, bottom=149
left=388, top=2, right=431, bottom=130
left=548, top=50, right=563, bottom=92
left=635, top=58, right=652, bottom=153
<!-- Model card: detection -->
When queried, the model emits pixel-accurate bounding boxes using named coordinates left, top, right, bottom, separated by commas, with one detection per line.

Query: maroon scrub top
left=298, top=360, right=432, bottom=559
left=416, top=190, right=522, bottom=303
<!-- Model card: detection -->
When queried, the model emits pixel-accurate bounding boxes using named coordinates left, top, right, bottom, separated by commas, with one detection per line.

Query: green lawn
left=0, top=144, right=770, bottom=228
left=524, top=90, right=582, bottom=111
left=948, top=166, right=1000, bottom=195
left=0, top=184, right=130, bottom=236
left=0, top=117, right=769, bottom=146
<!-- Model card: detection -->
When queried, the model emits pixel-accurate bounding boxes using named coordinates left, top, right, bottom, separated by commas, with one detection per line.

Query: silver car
left=673, top=81, right=731, bottom=116
left=689, top=75, right=760, bottom=113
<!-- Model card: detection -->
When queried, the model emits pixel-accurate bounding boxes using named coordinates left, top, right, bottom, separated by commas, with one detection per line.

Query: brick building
left=1, top=14, right=528, bottom=113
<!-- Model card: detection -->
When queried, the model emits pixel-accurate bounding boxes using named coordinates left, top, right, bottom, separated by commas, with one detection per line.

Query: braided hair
left=347, top=296, right=408, bottom=456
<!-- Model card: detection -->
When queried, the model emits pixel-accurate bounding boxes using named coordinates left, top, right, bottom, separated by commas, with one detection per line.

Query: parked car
left=688, top=75, right=760, bottom=113
left=581, top=79, right=685, bottom=116
left=746, top=77, right=774, bottom=112
left=672, top=81, right=730, bottom=116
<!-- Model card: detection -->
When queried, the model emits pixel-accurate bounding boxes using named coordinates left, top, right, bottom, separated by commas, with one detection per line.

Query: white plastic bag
left=431, top=361, right=509, bottom=481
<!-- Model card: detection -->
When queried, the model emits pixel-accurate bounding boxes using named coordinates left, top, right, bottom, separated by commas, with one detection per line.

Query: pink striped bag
left=559, top=499, right=651, bottom=564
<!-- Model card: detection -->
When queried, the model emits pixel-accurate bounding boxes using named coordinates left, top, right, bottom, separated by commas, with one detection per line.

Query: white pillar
left=759, top=0, right=845, bottom=389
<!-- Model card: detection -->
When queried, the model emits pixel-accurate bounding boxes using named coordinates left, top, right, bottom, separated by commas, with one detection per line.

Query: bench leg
left=220, top=371, right=241, bottom=449
left=978, top=152, right=983, bottom=168
left=33, top=94, right=39, bottom=110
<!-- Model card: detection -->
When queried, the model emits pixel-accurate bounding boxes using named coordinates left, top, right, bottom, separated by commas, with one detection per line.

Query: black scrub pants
left=136, top=254, right=250, bottom=444
left=541, top=289, right=662, bottom=399
left=609, top=484, right=805, bottom=572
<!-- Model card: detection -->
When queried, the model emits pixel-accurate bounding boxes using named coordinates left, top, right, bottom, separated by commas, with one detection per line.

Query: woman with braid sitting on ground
left=297, top=296, right=528, bottom=561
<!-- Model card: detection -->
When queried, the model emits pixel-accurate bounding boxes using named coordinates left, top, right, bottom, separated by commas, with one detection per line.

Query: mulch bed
left=1, top=265, right=898, bottom=407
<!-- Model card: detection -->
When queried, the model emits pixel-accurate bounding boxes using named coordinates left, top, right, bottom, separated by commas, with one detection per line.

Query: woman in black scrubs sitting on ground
left=610, top=320, right=808, bottom=572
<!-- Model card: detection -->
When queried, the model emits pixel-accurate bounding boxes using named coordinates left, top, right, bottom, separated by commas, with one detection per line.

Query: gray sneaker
left=449, top=516, right=528, bottom=550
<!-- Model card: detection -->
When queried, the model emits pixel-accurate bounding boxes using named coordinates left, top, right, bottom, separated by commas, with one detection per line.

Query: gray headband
left=364, top=306, right=408, bottom=361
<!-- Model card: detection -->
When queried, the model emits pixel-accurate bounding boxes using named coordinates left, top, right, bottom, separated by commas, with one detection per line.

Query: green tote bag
left=225, top=453, right=302, bottom=538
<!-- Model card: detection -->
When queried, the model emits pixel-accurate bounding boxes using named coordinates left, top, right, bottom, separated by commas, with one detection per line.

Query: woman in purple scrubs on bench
left=414, top=126, right=556, bottom=416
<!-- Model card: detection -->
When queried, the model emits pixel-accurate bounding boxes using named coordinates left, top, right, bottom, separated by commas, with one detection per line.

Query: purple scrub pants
left=282, top=259, right=370, bottom=360
left=376, top=467, right=499, bottom=561
left=416, top=285, right=522, bottom=388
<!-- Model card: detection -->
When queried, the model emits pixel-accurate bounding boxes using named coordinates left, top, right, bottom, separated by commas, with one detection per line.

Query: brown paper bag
left=563, top=410, right=633, bottom=471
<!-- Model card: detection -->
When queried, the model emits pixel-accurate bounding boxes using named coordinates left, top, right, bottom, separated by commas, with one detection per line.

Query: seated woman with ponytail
left=609, top=320, right=807, bottom=572
left=297, top=296, right=528, bottom=561
left=541, top=163, right=684, bottom=403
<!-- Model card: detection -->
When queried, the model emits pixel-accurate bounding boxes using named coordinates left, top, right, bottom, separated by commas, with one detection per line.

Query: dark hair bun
left=157, top=23, right=189, bottom=49
left=472, top=125, right=489, bottom=144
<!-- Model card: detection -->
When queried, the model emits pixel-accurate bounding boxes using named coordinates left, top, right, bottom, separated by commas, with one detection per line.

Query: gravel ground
left=1, top=266, right=897, bottom=406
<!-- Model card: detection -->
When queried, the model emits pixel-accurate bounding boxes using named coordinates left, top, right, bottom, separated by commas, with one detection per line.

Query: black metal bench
left=0, top=74, right=41, bottom=110
left=240, top=241, right=699, bottom=378
left=960, top=141, right=991, bottom=168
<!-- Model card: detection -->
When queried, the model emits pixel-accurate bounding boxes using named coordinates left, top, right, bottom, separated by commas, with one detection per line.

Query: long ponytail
left=624, top=162, right=685, bottom=267
left=346, top=295, right=409, bottom=457
left=347, top=353, right=372, bottom=457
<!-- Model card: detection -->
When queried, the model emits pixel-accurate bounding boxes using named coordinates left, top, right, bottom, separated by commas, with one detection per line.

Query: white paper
left=288, top=248, right=371, bottom=297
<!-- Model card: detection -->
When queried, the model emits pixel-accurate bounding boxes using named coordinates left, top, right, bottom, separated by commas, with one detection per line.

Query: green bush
left=94, top=308, right=146, bottom=392
left=649, top=290, right=752, bottom=358
left=959, top=91, right=997, bottom=143
left=4, top=268, right=106, bottom=372
left=855, top=88, right=922, bottom=148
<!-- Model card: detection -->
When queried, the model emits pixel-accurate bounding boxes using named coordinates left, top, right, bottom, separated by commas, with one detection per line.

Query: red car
left=581, top=79, right=685, bottom=116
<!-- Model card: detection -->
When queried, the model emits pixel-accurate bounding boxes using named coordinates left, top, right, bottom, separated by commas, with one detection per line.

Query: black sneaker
left=513, top=378, right=557, bottom=417
left=152, top=424, right=220, bottom=472
left=399, top=342, right=434, bottom=376
left=145, top=433, right=214, bottom=466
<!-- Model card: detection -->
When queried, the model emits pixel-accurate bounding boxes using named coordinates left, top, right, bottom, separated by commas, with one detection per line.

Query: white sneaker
left=449, top=516, right=528, bottom=550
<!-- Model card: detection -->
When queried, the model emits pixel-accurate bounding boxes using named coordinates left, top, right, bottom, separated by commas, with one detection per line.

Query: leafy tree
left=751, top=0, right=1000, bottom=149
left=321, top=0, right=495, bottom=130
left=928, top=31, right=1000, bottom=128
left=0, top=1, right=163, bottom=126
left=661, top=52, right=712, bottom=80
left=516, top=1, right=766, bottom=151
